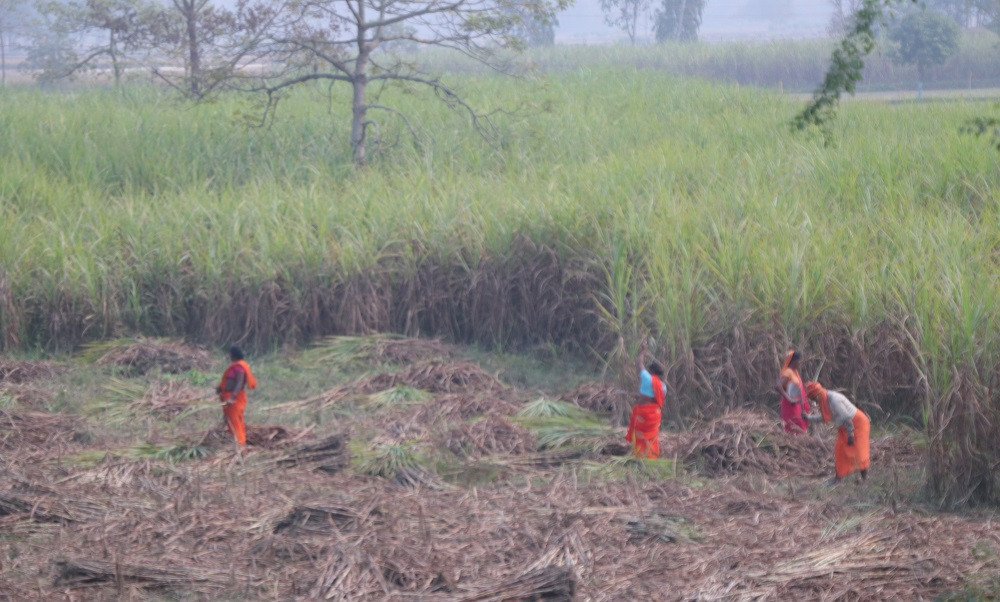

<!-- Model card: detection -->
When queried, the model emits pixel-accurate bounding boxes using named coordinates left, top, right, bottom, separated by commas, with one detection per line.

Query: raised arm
left=637, top=340, right=648, bottom=376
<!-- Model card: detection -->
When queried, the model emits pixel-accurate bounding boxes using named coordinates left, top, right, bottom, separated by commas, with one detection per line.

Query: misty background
left=558, top=0, right=833, bottom=42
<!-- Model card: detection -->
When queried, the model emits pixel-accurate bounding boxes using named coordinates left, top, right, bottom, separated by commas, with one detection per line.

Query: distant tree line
left=0, top=0, right=568, bottom=165
left=599, top=0, right=706, bottom=44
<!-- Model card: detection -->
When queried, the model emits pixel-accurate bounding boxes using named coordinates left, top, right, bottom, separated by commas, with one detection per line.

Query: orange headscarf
left=805, top=381, right=831, bottom=423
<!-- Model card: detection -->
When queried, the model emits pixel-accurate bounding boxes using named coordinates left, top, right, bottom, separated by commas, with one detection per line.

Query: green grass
left=516, top=398, right=592, bottom=419
left=364, top=386, right=432, bottom=411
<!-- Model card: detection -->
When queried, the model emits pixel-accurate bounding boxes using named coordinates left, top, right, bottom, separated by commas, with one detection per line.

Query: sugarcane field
left=2, top=3, right=1000, bottom=598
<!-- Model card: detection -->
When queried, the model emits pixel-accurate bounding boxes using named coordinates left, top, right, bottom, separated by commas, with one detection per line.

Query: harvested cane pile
left=0, top=409, right=81, bottom=453
left=360, top=360, right=506, bottom=395
left=440, top=415, right=538, bottom=458
left=54, top=557, right=248, bottom=589
left=683, top=410, right=829, bottom=477
left=559, top=381, right=622, bottom=415
left=137, top=379, right=211, bottom=417
left=276, top=433, right=350, bottom=473
left=0, top=359, right=62, bottom=384
left=272, top=502, right=378, bottom=535
left=272, top=361, right=509, bottom=416
left=93, top=338, right=213, bottom=376
left=0, top=381, right=53, bottom=409
left=369, top=336, right=455, bottom=364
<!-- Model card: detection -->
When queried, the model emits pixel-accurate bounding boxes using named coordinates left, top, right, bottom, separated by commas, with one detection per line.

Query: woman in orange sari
left=625, top=340, right=666, bottom=459
left=804, top=381, right=870, bottom=485
left=217, top=346, right=257, bottom=446
left=777, top=349, right=810, bottom=434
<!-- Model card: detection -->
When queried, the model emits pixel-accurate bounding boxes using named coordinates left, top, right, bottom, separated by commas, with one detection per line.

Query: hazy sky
left=556, top=0, right=836, bottom=42
left=1, top=0, right=837, bottom=47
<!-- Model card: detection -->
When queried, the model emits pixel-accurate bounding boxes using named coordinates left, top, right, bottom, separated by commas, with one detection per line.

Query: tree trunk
left=185, top=2, right=201, bottom=96
left=110, top=31, right=121, bottom=86
left=628, top=1, right=638, bottom=44
left=351, top=2, right=370, bottom=167
left=675, top=0, right=688, bottom=40
left=351, top=76, right=368, bottom=165
left=1, top=27, right=6, bottom=88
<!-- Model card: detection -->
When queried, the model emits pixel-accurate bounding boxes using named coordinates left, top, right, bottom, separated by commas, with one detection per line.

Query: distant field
left=788, top=87, right=1000, bottom=103
left=0, top=63, right=997, bottom=504
left=518, top=31, right=1000, bottom=93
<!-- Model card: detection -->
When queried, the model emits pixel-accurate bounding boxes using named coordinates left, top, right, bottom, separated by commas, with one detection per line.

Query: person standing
left=217, top=346, right=257, bottom=446
left=625, top=340, right=667, bottom=459
left=777, top=349, right=810, bottom=434
left=804, top=381, right=870, bottom=485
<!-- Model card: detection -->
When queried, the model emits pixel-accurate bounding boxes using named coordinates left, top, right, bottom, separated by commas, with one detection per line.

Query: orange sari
left=805, top=382, right=870, bottom=478
left=219, top=359, right=257, bottom=445
left=626, top=374, right=665, bottom=459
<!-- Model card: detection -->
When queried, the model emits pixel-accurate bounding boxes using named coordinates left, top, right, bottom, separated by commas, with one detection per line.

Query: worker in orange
left=216, top=346, right=257, bottom=446
left=804, top=381, right=870, bottom=485
left=777, top=349, right=810, bottom=434
left=625, top=339, right=666, bottom=459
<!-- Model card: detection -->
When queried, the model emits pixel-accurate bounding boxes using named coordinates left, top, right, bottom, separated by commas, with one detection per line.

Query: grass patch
left=299, top=336, right=381, bottom=369
left=516, top=398, right=595, bottom=420
left=516, top=414, right=616, bottom=451
left=364, top=386, right=432, bottom=411
left=354, top=441, right=424, bottom=479
left=70, top=441, right=211, bottom=467
left=581, top=456, right=679, bottom=483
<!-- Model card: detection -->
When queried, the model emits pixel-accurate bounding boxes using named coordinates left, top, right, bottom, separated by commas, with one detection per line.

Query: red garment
left=778, top=350, right=810, bottom=434
left=223, top=362, right=246, bottom=381
left=626, top=374, right=665, bottom=459
left=218, top=360, right=257, bottom=445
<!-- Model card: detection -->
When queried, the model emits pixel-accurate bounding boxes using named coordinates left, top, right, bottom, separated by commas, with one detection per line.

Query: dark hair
left=791, top=350, right=802, bottom=362
left=229, top=345, right=244, bottom=360
left=648, top=362, right=665, bottom=377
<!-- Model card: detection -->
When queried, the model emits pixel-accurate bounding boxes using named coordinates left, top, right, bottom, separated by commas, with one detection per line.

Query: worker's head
left=788, top=349, right=802, bottom=370
left=648, top=362, right=665, bottom=378
left=229, top=345, right=244, bottom=361
left=804, top=381, right=824, bottom=400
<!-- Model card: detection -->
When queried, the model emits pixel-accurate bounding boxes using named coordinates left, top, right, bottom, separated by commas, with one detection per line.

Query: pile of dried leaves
left=93, top=338, right=213, bottom=376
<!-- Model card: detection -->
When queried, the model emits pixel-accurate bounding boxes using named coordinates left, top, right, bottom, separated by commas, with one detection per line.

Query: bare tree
left=231, top=0, right=567, bottom=165
left=34, top=0, right=157, bottom=84
left=147, top=0, right=290, bottom=98
left=600, top=0, right=651, bottom=44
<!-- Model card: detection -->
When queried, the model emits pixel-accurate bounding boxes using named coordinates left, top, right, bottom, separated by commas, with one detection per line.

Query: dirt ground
left=1, top=339, right=998, bottom=601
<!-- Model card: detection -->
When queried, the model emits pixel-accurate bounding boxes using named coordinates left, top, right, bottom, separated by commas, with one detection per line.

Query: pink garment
left=780, top=398, right=809, bottom=433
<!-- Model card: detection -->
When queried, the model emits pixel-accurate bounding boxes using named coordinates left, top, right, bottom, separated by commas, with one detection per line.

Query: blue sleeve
left=639, top=369, right=653, bottom=397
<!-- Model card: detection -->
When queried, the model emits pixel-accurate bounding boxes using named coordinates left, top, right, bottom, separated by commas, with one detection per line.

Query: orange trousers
left=835, top=410, right=870, bottom=478
left=223, top=394, right=247, bottom=445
